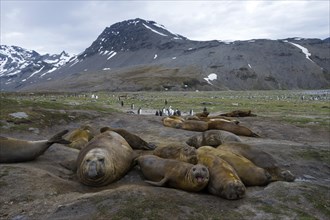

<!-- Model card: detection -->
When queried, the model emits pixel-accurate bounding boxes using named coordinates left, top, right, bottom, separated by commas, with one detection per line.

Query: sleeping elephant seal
left=207, top=119, right=259, bottom=137
left=0, top=130, right=70, bottom=163
left=181, top=120, right=209, bottom=132
left=196, top=149, right=246, bottom=200
left=100, top=126, right=156, bottom=150
left=186, top=130, right=242, bottom=148
left=218, top=142, right=295, bottom=182
left=153, top=143, right=198, bottom=164
left=136, top=155, right=209, bottom=192
left=198, top=146, right=271, bottom=186
left=76, top=131, right=134, bottom=187
left=64, top=125, right=94, bottom=150
left=162, top=116, right=184, bottom=129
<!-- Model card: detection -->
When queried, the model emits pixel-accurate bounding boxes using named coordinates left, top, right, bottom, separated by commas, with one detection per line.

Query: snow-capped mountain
left=1, top=18, right=329, bottom=92
left=0, top=45, right=72, bottom=90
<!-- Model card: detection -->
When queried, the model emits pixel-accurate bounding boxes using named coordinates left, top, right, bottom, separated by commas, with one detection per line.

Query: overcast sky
left=1, top=0, right=329, bottom=55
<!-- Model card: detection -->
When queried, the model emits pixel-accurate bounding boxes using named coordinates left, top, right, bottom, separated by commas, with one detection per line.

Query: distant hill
left=1, top=18, right=329, bottom=92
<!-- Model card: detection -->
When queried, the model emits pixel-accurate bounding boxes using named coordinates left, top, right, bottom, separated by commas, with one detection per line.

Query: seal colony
left=162, top=115, right=259, bottom=137
left=1, top=109, right=295, bottom=200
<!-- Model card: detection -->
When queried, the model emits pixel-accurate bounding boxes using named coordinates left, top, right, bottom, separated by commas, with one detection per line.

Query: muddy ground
left=0, top=110, right=329, bottom=220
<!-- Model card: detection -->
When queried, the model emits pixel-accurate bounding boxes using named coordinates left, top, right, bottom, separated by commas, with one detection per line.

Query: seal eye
left=192, top=168, right=196, bottom=172
left=86, top=159, right=91, bottom=163
left=98, top=158, right=104, bottom=163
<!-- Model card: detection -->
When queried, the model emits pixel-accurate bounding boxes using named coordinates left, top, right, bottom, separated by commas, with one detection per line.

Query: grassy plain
left=1, top=90, right=329, bottom=130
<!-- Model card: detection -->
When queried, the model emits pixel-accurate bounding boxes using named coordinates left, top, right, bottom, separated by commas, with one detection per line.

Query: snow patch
left=142, top=23, right=168, bottom=37
left=287, top=41, right=314, bottom=63
left=154, top=54, right=158, bottom=59
left=248, top=64, right=252, bottom=68
left=107, top=51, right=117, bottom=60
left=204, top=73, right=217, bottom=85
left=103, top=68, right=111, bottom=71
left=172, top=57, right=176, bottom=60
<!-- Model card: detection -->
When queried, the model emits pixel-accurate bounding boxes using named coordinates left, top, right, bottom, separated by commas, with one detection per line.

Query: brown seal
left=153, top=143, right=198, bottom=164
left=181, top=120, right=209, bottom=132
left=162, top=116, right=184, bottom=129
left=220, top=110, right=256, bottom=117
left=198, top=146, right=271, bottom=186
left=186, top=130, right=242, bottom=148
left=76, top=131, right=134, bottom=186
left=207, top=119, right=259, bottom=137
left=218, top=142, right=295, bottom=182
left=196, top=149, right=246, bottom=200
left=136, top=155, right=209, bottom=192
left=0, top=130, right=70, bottom=163
left=64, top=125, right=94, bottom=150
left=100, top=126, right=155, bottom=150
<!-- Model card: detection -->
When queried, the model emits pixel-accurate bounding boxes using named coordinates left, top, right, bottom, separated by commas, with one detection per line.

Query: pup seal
left=198, top=146, right=271, bottom=186
left=136, top=155, right=209, bottom=192
left=153, top=143, right=198, bottom=164
left=0, top=130, right=70, bottom=163
left=218, top=142, right=295, bottom=182
left=207, top=119, right=259, bottom=137
left=196, top=150, right=246, bottom=200
left=76, top=131, right=134, bottom=186
left=186, top=130, right=242, bottom=148
left=64, top=125, right=94, bottom=150
left=100, top=126, right=156, bottom=150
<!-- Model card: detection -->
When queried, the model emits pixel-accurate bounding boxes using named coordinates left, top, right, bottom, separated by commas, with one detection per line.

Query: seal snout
left=85, top=158, right=105, bottom=179
left=192, top=165, right=209, bottom=183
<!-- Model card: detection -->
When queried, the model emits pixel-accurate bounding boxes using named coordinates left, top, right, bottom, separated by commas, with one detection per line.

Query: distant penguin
left=159, top=110, right=163, bottom=116
left=137, top=107, right=142, bottom=115
left=121, top=100, right=124, bottom=107
left=162, top=108, right=168, bottom=116
left=165, top=99, right=168, bottom=105
left=176, top=110, right=181, bottom=116
left=203, top=107, right=208, bottom=113
left=131, top=103, right=135, bottom=109
left=156, top=110, right=159, bottom=116
left=190, top=109, right=194, bottom=116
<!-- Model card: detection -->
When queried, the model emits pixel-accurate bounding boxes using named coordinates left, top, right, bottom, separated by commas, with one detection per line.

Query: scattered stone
left=28, top=127, right=40, bottom=134
left=9, top=112, right=29, bottom=119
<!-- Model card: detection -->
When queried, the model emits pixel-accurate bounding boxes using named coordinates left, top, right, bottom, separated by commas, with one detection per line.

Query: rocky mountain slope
left=0, top=45, right=72, bottom=91
left=1, top=18, right=329, bottom=92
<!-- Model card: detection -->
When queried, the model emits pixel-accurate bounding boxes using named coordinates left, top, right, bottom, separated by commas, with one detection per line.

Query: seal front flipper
left=145, top=177, right=168, bottom=186
left=47, top=130, right=71, bottom=145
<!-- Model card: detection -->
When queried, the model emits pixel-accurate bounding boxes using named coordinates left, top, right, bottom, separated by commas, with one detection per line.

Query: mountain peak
left=79, top=18, right=187, bottom=58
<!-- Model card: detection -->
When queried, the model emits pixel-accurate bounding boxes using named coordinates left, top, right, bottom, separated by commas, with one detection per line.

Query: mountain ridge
left=1, top=18, right=329, bottom=92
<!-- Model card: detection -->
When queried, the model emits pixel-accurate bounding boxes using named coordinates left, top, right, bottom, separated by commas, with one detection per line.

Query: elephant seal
left=136, top=155, right=209, bottom=192
left=181, top=120, right=208, bottom=132
left=162, top=116, right=184, bottom=129
left=186, top=130, right=242, bottom=148
left=218, top=142, right=295, bottom=182
left=198, top=146, right=271, bottom=186
left=153, top=143, right=198, bottom=164
left=220, top=110, right=256, bottom=117
left=0, top=130, right=70, bottom=163
left=100, top=126, right=156, bottom=150
left=196, top=150, right=246, bottom=200
left=207, top=119, right=259, bottom=137
left=64, top=125, right=94, bottom=150
left=76, top=131, right=134, bottom=186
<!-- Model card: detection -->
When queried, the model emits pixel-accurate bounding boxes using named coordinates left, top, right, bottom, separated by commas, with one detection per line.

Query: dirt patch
left=0, top=110, right=329, bottom=220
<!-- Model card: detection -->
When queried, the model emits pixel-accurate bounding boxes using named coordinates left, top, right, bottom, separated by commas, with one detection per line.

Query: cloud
left=1, top=1, right=329, bottom=55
